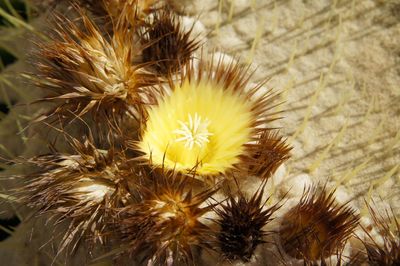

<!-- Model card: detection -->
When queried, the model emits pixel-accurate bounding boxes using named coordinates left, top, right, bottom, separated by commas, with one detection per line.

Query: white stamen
left=173, top=113, right=213, bottom=149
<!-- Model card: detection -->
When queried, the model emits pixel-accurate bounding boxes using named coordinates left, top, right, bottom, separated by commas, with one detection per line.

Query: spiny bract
left=278, top=187, right=359, bottom=264
left=114, top=169, right=218, bottom=265
left=363, top=202, right=400, bottom=266
left=214, top=182, right=281, bottom=262
left=18, top=136, right=136, bottom=254
left=141, top=8, right=201, bottom=75
left=35, top=9, right=158, bottom=126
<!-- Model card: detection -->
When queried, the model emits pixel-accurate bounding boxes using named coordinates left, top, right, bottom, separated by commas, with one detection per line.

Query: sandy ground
left=0, top=0, right=399, bottom=265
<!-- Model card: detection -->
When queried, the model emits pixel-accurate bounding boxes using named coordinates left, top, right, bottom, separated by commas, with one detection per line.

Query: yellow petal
left=139, top=80, right=253, bottom=176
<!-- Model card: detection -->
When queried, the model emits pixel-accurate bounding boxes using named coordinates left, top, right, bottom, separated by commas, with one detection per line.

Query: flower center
left=173, top=113, right=213, bottom=150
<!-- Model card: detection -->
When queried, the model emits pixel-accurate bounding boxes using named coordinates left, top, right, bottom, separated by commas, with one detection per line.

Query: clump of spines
left=141, top=8, right=201, bottom=75
left=278, top=187, right=360, bottom=264
left=18, top=136, right=136, bottom=254
left=249, top=130, right=292, bottom=179
left=34, top=8, right=158, bottom=127
left=214, top=181, right=281, bottom=262
left=362, top=202, right=400, bottom=265
left=113, top=169, right=218, bottom=265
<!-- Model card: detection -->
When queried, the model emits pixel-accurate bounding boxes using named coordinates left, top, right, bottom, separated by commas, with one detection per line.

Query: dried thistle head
left=141, top=9, right=201, bottom=75
left=114, top=170, right=218, bottom=265
left=278, top=187, right=359, bottom=264
left=35, top=9, right=158, bottom=126
left=248, top=130, right=291, bottom=180
left=362, top=202, right=400, bottom=265
left=135, top=55, right=281, bottom=180
left=214, top=182, right=281, bottom=263
left=19, top=136, right=136, bottom=254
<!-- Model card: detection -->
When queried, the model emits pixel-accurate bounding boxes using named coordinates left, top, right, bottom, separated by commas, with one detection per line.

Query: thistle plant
left=0, top=0, right=398, bottom=265
left=4, top=0, right=292, bottom=263
left=8, top=0, right=388, bottom=265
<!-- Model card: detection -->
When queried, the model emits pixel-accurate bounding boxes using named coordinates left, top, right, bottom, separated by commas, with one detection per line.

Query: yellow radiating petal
left=139, top=80, right=253, bottom=176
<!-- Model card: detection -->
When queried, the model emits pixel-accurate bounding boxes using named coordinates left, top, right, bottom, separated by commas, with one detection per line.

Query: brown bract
left=18, top=136, right=136, bottom=255
left=249, top=130, right=291, bottom=180
left=34, top=9, right=159, bottom=127
left=363, top=202, right=400, bottom=266
left=141, top=9, right=201, bottom=75
left=278, top=187, right=359, bottom=264
left=114, top=170, right=218, bottom=265
left=214, top=182, right=281, bottom=262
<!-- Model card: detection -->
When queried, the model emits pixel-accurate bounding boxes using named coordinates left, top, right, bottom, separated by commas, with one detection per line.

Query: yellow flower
left=138, top=57, right=283, bottom=178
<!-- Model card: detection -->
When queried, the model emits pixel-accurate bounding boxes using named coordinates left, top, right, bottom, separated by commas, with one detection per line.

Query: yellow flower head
left=138, top=56, right=281, bottom=178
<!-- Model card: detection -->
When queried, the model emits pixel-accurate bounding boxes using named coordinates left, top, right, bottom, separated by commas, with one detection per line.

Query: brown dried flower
left=278, top=187, right=359, bottom=264
left=141, top=9, right=201, bottom=75
left=34, top=9, right=158, bottom=126
left=214, top=182, right=281, bottom=262
left=114, top=169, right=218, bottom=265
left=19, top=136, right=136, bottom=254
left=248, top=130, right=291, bottom=180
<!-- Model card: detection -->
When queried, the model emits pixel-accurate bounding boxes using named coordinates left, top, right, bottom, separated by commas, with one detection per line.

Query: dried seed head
left=141, top=9, right=201, bottom=75
left=249, top=130, right=291, bottom=180
left=136, top=55, right=282, bottom=180
left=278, top=187, right=359, bottom=264
left=363, top=202, right=400, bottom=265
left=115, top=170, right=218, bottom=265
left=35, top=10, right=158, bottom=126
left=19, top=137, right=136, bottom=254
left=214, top=182, right=281, bottom=262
